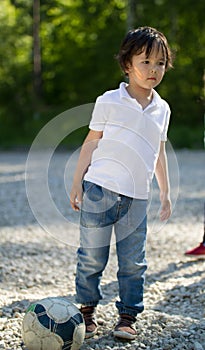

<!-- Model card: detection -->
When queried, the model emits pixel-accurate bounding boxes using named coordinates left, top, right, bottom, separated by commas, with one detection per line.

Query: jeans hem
left=75, top=299, right=99, bottom=307
left=116, top=301, right=144, bottom=317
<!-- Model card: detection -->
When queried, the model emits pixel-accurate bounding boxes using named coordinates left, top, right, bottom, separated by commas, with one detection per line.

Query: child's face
left=125, top=46, right=166, bottom=90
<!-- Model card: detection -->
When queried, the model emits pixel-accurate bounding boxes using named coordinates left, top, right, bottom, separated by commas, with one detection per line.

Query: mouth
left=147, top=77, right=156, bottom=81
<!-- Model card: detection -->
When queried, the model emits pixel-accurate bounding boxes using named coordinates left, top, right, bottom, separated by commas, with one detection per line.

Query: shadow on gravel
left=146, top=259, right=205, bottom=320
left=146, top=259, right=205, bottom=285
left=0, top=240, right=77, bottom=293
left=152, top=278, right=205, bottom=320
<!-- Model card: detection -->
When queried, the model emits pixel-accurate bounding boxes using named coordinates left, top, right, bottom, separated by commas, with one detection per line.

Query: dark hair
left=117, top=26, right=173, bottom=75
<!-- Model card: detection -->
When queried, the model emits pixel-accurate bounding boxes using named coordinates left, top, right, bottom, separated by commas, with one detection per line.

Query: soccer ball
left=22, top=296, right=85, bottom=350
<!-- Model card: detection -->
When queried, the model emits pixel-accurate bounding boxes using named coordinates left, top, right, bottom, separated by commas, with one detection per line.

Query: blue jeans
left=75, top=181, right=148, bottom=317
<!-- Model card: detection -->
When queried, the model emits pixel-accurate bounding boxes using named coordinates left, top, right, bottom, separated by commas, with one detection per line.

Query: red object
left=185, top=242, right=205, bottom=256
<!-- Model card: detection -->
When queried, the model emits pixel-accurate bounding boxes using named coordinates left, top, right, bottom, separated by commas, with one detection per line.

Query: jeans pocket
left=81, top=182, right=106, bottom=228
left=83, top=181, right=104, bottom=202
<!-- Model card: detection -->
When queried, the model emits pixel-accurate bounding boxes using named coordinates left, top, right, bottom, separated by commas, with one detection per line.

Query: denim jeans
left=75, top=181, right=148, bottom=317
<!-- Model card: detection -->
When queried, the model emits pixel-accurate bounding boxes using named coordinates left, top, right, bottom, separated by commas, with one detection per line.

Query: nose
left=150, top=65, right=157, bottom=73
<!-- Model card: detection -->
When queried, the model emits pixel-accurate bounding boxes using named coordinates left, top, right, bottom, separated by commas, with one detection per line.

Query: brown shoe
left=80, top=306, right=98, bottom=339
left=113, top=314, right=137, bottom=340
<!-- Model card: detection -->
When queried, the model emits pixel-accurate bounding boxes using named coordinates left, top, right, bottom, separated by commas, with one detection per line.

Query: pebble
left=0, top=150, right=205, bottom=349
left=194, top=343, right=204, bottom=350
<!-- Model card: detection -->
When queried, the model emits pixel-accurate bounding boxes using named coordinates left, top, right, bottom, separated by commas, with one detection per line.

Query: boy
left=70, top=26, right=173, bottom=340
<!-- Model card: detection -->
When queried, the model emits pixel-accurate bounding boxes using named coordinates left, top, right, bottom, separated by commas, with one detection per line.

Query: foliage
left=0, top=0, right=204, bottom=148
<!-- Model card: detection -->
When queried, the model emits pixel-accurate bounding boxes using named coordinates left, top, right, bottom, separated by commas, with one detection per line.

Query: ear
left=124, top=61, right=132, bottom=74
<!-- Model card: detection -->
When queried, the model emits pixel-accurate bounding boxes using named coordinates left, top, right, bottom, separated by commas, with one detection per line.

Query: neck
left=126, top=85, right=153, bottom=109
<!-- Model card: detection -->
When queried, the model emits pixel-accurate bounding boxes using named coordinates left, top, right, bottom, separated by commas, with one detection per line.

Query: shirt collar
left=119, top=82, right=132, bottom=100
left=119, top=82, right=162, bottom=109
left=151, top=89, right=163, bottom=107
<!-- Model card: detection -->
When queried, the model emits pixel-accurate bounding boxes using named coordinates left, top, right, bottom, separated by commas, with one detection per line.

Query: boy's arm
left=155, top=141, right=172, bottom=221
left=70, top=129, right=103, bottom=211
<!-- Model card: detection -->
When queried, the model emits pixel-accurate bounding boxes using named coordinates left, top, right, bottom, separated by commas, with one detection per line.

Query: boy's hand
left=70, top=183, right=83, bottom=211
left=159, top=193, right=172, bottom=221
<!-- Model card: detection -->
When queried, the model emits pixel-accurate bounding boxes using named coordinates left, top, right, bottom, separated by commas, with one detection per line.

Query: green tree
left=0, top=0, right=204, bottom=148
left=40, top=0, right=127, bottom=105
left=0, top=0, right=33, bottom=144
left=131, top=0, right=205, bottom=147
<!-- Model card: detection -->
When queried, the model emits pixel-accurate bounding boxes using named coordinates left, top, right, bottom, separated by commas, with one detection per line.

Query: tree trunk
left=33, top=0, right=42, bottom=98
left=127, top=0, right=136, bottom=30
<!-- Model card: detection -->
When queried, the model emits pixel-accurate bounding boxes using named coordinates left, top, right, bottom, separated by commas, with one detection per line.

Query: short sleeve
left=89, top=96, right=107, bottom=131
left=161, top=104, right=171, bottom=141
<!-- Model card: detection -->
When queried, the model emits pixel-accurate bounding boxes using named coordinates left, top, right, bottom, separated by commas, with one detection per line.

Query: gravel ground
left=0, top=149, right=205, bottom=350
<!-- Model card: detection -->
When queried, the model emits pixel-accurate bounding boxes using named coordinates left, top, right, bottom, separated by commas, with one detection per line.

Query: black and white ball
left=22, top=297, right=85, bottom=350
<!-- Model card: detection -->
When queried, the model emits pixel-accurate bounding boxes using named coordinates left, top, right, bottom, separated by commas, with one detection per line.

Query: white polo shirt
left=84, top=82, right=170, bottom=199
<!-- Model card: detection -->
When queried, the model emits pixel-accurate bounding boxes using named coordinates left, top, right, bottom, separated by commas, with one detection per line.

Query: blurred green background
left=0, top=0, right=204, bottom=149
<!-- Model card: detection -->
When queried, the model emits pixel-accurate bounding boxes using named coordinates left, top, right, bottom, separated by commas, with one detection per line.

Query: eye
left=143, top=60, right=150, bottom=64
left=158, top=61, right=166, bottom=66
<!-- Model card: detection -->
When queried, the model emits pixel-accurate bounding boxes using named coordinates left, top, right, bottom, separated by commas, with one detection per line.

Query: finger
left=70, top=198, right=80, bottom=211
left=70, top=201, right=80, bottom=211
left=160, top=209, right=171, bottom=221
